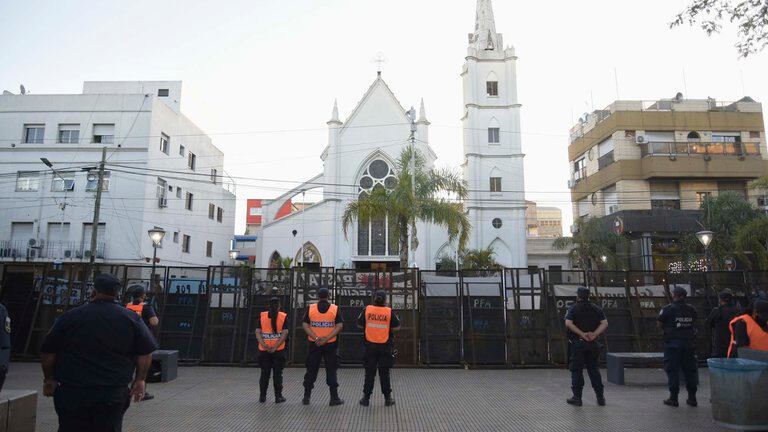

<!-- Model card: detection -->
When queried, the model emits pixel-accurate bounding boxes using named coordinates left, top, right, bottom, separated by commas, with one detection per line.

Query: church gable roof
left=340, top=75, right=410, bottom=135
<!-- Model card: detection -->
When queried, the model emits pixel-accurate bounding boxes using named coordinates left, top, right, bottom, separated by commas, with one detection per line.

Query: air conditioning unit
left=567, top=179, right=576, bottom=189
left=635, top=134, right=646, bottom=144
left=158, top=197, right=168, bottom=208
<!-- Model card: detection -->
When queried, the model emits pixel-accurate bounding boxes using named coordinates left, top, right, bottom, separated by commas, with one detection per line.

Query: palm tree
left=280, top=257, right=293, bottom=269
left=552, top=217, right=627, bottom=270
left=460, top=247, right=501, bottom=270
left=342, top=147, right=471, bottom=269
left=735, top=216, right=768, bottom=270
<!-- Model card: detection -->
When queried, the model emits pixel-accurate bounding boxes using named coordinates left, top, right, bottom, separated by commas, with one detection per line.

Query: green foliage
left=699, top=192, right=763, bottom=269
left=435, top=254, right=458, bottom=273
left=280, top=257, right=293, bottom=269
left=671, top=0, right=768, bottom=57
left=552, top=217, right=627, bottom=270
left=460, top=247, right=502, bottom=270
left=342, top=147, right=471, bottom=269
left=735, top=216, right=768, bottom=270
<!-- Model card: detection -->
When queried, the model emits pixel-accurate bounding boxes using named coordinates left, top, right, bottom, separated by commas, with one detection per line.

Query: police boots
left=329, top=388, right=344, bottom=406
left=384, top=394, right=396, bottom=407
left=302, top=389, right=311, bottom=405
left=359, top=396, right=370, bottom=407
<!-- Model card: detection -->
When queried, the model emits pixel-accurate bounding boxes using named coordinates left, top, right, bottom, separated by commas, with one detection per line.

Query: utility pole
left=88, top=147, right=107, bottom=279
left=407, top=107, right=417, bottom=269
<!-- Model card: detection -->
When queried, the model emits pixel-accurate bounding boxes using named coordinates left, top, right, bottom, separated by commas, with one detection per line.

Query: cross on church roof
left=372, top=52, right=387, bottom=76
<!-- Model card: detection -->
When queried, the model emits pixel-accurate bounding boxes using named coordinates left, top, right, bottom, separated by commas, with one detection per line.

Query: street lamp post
left=147, top=228, right=166, bottom=293
left=696, top=230, right=714, bottom=271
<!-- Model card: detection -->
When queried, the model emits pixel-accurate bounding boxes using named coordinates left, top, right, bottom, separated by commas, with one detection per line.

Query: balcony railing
left=598, top=151, right=615, bottom=169
left=0, top=240, right=106, bottom=260
left=640, top=142, right=761, bottom=158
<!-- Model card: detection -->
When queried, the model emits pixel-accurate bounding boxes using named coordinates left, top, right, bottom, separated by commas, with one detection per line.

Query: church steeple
left=471, top=0, right=499, bottom=51
left=327, top=99, right=341, bottom=125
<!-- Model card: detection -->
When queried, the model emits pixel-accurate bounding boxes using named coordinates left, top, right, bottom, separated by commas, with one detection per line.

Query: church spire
left=327, top=99, right=341, bottom=125
left=472, top=0, right=499, bottom=50
left=418, top=98, right=429, bottom=124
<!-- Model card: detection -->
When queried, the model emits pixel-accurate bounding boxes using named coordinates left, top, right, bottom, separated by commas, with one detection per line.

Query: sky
left=1, top=0, right=767, bottom=235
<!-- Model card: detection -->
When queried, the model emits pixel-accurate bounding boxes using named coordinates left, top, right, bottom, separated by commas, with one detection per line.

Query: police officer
left=0, top=302, right=10, bottom=393
left=125, top=286, right=160, bottom=401
left=255, top=297, right=288, bottom=403
left=40, top=274, right=158, bottom=432
left=301, top=287, right=344, bottom=406
left=564, top=287, right=608, bottom=407
left=727, top=299, right=768, bottom=358
left=658, top=286, right=698, bottom=407
left=357, top=290, right=400, bottom=407
left=706, top=289, right=741, bottom=358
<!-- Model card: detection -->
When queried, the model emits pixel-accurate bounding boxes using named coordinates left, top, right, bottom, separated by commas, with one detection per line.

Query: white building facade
left=256, top=0, right=527, bottom=270
left=0, top=81, right=236, bottom=267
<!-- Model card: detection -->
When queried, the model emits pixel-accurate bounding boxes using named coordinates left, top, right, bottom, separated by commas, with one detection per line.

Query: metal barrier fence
left=1, top=263, right=766, bottom=367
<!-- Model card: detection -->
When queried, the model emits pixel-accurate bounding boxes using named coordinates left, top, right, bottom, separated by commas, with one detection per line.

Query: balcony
left=598, top=151, right=615, bottom=170
left=640, top=141, right=761, bottom=158
left=0, top=240, right=106, bottom=261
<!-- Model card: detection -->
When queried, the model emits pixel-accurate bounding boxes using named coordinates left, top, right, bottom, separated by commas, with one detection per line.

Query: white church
left=256, top=0, right=529, bottom=271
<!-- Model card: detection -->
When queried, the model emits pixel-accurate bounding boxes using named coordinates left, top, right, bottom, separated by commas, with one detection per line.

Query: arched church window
left=687, top=131, right=701, bottom=141
left=492, top=218, right=502, bottom=229
left=486, top=71, right=499, bottom=96
left=357, top=159, right=399, bottom=257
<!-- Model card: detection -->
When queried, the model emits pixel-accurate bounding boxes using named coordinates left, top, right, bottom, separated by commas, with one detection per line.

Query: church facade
left=256, top=0, right=527, bottom=270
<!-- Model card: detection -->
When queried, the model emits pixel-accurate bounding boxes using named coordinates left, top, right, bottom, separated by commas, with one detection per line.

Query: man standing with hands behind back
left=301, top=287, right=344, bottom=406
left=564, top=287, right=608, bottom=407
left=40, top=274, right=158, bottom=432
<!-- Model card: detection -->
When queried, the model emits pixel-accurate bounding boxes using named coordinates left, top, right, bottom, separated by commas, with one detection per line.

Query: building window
left=51, top=172, right=75, bottom=192
left=356, top=159, right=399, bottom=256
left=249, top=207, right=262, bottom=216
left=156, top=178, right=167, bottom=198
left=86, top=170, right=110, bottom=192
left=179, top=144, right=185, bottom=156
left=750, top=131, right=761, bottom=139
left=160, top=133, right=170, bottom=154
left=158, top=89, right=169, bottom=97
left=573, top=157, right=586, bottom=181
left=176, top=187, right=182, bottom=199
left=24, top=124, right=45, bottom=143
left=16, top=172, right=40, bottom=192
left=185, top=192, right=194, bottom=211
left=696, top=192, right=711, bottom=207
left=173, top=232, right=179, bottom=243
left=577, top=198, right=590, bottom=218
left=188, top=152, right=196, bottom=170
left=650, top=181, right=681, bottom=210
left=687, top=131, right=701, bottom=140
left=206, top=241, right=213, bottom=258
left=490, top=177, right=502, bottom=193
left=93, top=124, right=115, bottom=144
left=603, top=185, right=618, bottom=215
left=488, top=127, right=500, bottom=144
left=217, top=207, right=223, bottom=223
left=182, top=235, right=190, bottom=253
left=58, top=125, right=80, bottom=144
left=492, top=218, right=502, bottom=229
left=210, top=168, right=217, bottom=184
left=208, top=203, right=215, bottom=219
left=486, top=81, right=498, bottom=96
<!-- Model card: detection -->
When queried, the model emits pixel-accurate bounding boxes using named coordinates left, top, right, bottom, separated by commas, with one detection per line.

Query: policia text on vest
left=356, top=291, right=401, bottom=407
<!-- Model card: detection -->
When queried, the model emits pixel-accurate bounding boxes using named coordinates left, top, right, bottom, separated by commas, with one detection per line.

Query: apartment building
left=568, top=95, right=766, bottom=271
left=0, top=81, right=236, bottom=266
left=525, top=201, right=563, bottom=238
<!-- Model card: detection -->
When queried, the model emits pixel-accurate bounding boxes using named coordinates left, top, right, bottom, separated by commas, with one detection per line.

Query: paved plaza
left=7, top=362, right=727, bottom=432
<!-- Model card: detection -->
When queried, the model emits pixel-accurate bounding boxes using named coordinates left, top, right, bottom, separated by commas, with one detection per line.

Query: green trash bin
left=708, top=358, right=768, bottom=431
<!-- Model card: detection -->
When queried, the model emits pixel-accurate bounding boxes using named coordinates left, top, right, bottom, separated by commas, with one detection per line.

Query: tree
left=342, top=147, right=471, bottom=269
left=552, top=217, right=627, bottom=270
left=460, top=247, right=502, bottom=270
left=734, top=215, right=768, bottom=270
left=280, top=257, right=293, bottom=269
left=435, top=254, right=458, bottom=273
left=671, top=0, right=768, bottom=57
left=699, top=192, right=763, bottom=268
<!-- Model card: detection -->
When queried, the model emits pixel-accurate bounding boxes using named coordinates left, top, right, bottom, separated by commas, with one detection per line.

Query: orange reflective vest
left=728, top=314, right=768, bottom=358
left=308, top=303, right=338, bottom=343
left=364, top=305, right=392, bottom=344
left=259, top=311, right=287, bottom=351
left=126, top=302, right=144, bottom=316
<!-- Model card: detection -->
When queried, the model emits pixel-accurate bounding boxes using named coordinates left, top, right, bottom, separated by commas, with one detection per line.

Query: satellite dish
left=19, top=85, right=26, bottom=95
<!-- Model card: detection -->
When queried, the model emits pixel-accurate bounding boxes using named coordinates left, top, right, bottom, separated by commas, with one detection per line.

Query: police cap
left=318, top=287, right=330, bottom=299
left=576, top=286, right=590, bottom=300
left=718, top=289, right=733, bottom=301
left=672, top=286, right=688, bottom=298
left=94, top=274, right=121, bottom=296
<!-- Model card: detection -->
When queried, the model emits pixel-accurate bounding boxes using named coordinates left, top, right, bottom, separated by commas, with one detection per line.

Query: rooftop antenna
left=19, top=84, right=26, bottom=95
left=372, top=52, right=387, bottom=77
left=613, top=68, right=620, bottom=100
left=682, top=68, right=688, bottom=96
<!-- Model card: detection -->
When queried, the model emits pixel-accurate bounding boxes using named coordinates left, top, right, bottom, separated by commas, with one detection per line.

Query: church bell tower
left=461, top=0, right=526, bottom=267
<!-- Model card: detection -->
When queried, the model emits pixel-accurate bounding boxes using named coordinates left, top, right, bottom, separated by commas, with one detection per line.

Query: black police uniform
left=255, top=313, right=287, bottom=400
left=40, top=299, right=158, bottom=432
left=658, top=299, right=698, bottom=400
left=706, top=302, right=741, bottom=358
left=565, top=300, right=606, bottom=399
left=302, top=301, right=344, bottom=396
left=357, top=309, right=400, bottom=398
left=0, top=303, right=10, bottom=392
